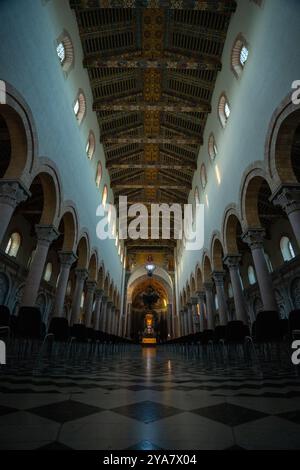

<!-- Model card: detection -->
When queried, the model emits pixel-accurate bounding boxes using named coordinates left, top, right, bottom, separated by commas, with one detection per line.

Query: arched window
left=73, top=91, right=86, bottom=125
left=86, top=131, right=95, bottom=159
left=44, top=262, right=52, bottom=282
left=264, top=252, right=273, bottom=273
left=248, top=265, right=257, bottom=285
left=208, top=133, right=218, bottom=160
left=56, top=32, right=74, bottom=73
left=96, top=162, right=102, bottom=188
left=200, top=164, right=207, bottom=190
left=215, top=294, right=219, bottom=310
left=280, top=236, right=296, bottom=262
left=231, top=34, right=249, bottom=78
left=5, top=232, right=21, bottom=258
left=102, top=184, right=108, bottom=207
left=218, top=94, right=231, bottom=128
left=80, top=292, right=85, bottom=309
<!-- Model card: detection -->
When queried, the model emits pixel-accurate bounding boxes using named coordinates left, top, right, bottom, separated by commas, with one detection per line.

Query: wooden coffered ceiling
left=70, top=0, right=236, bottom=258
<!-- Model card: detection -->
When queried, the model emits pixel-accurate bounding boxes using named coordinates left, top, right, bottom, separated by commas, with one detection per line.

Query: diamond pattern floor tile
left=112, top=400, right=184, bottom=423
left=191, top=403, right=268, bottom=427
left=29, top=400, right=103, bottom=423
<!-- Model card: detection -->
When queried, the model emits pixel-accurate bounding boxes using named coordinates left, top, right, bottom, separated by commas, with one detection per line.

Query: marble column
left=191, top=296, right=199, bottom=333
left=100, top=296, right=108, bottom=331
left=179, top=310, right=184, bottom=336
left=84, top=281, right=97, bottom=328
left=186, top=303, right=193, bottom=334
left=183, top=307, right=188, bottom=335
left=242, top=229, right=278, bottom=311
left=70, top=268, right=88, bottom=325
left=110, top=306, right=116, bottom=335
left=53, top=251, right=77, bottom=318
left=126, top=303, right=132, bottom=338
left=22, top=225, right=59, bottom=307
left=204, top=282, right=215, bottom=330
left=0, top=180, right=30, bottom=245
left=224, top=255, right=248, bottom=324
left=196, top=290, right=206, bottom=332
left=167, top=304, right=172, bottom=339
left=94, top=289, right=104, bottom=331
left=272, top=185, right=300, bottom=247
left=105, top=301, right=113, bottom=333
left=212, top=271, right=228, bottom=326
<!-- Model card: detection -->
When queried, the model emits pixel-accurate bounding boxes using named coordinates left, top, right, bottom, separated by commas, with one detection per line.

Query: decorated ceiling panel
left=70, top=0, right=236, bottom=257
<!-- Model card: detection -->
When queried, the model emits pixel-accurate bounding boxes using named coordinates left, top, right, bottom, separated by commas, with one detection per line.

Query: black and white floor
left=1, top=347, right=300, bottom=450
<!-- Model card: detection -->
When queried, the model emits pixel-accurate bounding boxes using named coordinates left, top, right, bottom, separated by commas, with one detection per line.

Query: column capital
left=212, top=271, right=226, bottom=285
left=204, top=281, right=213, bottom=292
left=95, top=288, right=104, bottom=300
left=86, top=280, right=97, bottom=292
left=58, top=251, right=77, bottom=267
left=35, top=224, right=60, bottom=246
left=0, top=179, right=30, bottom=208
left=242, top=228, right=265, bottom=250
left=196, top=290, right=205, bottom=301
left=75, top=268, right=89, bottom=282
left=271, top=184, right=300, bottom=215
left=223, top=254, right=241, bottom=269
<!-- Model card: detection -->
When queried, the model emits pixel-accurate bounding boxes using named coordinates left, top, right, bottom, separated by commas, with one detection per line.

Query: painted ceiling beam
left=70, top=0, right=236, bottom=12
left=107, top=162, right=197, bottom=170
left=112, top=182, right=191, bottom=190
left=94, top=101, right=211, bottom=113
left=85, top=57, right=221, bottom=71
left=102, top=136, right=202, bottom=145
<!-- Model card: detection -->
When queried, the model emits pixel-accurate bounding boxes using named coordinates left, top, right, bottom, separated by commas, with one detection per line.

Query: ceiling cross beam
left=70, top=0, right=236, bottom=12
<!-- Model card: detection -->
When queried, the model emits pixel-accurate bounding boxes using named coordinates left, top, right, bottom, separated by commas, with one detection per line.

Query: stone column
left=272, top=185, right=300, bottom=247
left=182, top=307, right=188, bottom=335
left=212, top=271, right=228, bottom=326
left=84, top=281, right=97, bottom=328
left=100, top=296, right=108, bottom=331
left=191, top=296, right=199, bottom=333
left=204, top=282, right=215, bottom=330
left=126, top=303, right=132, bottom=338
left=110, top=306, right=116, bottom=335
left=242, top=229, right=278, bottom=311
left=53, top=251, right=77, bottom=318
left=105, top=301, right=113, bottom=333
left=94, top=289, right=104, bottom=331
left=0, top=180, right=30, bottom=245
left=70, top=268, right=88, bottom=325
left=197, top=291, right=206, bottom=332
left=115, top=309, right=121, bottom=336
left=224, top=255, right=248, bottom=324
left=186, top=303, right=193, bottom=334
left=179, top=310, right=184, bottom=336
left=21, top=225, right=59, bottom=307
left=167, top=304, right=172, bottom=339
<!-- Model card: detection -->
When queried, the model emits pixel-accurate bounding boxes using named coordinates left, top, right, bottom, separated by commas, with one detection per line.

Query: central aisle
left=0, top=347, right=300, bottom=450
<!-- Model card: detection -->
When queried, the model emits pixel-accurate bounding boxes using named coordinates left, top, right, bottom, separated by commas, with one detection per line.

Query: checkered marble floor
left=1, top=347, right=300, bottom=450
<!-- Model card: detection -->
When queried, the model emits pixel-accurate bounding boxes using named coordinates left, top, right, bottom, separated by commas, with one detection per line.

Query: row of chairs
left=166, top=310, right=300, bottom=363
left=0, top=305, right=132, bottom=360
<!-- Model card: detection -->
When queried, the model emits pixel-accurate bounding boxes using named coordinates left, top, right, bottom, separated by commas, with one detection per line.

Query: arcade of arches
left=1, top=0, right=300, bottom=452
